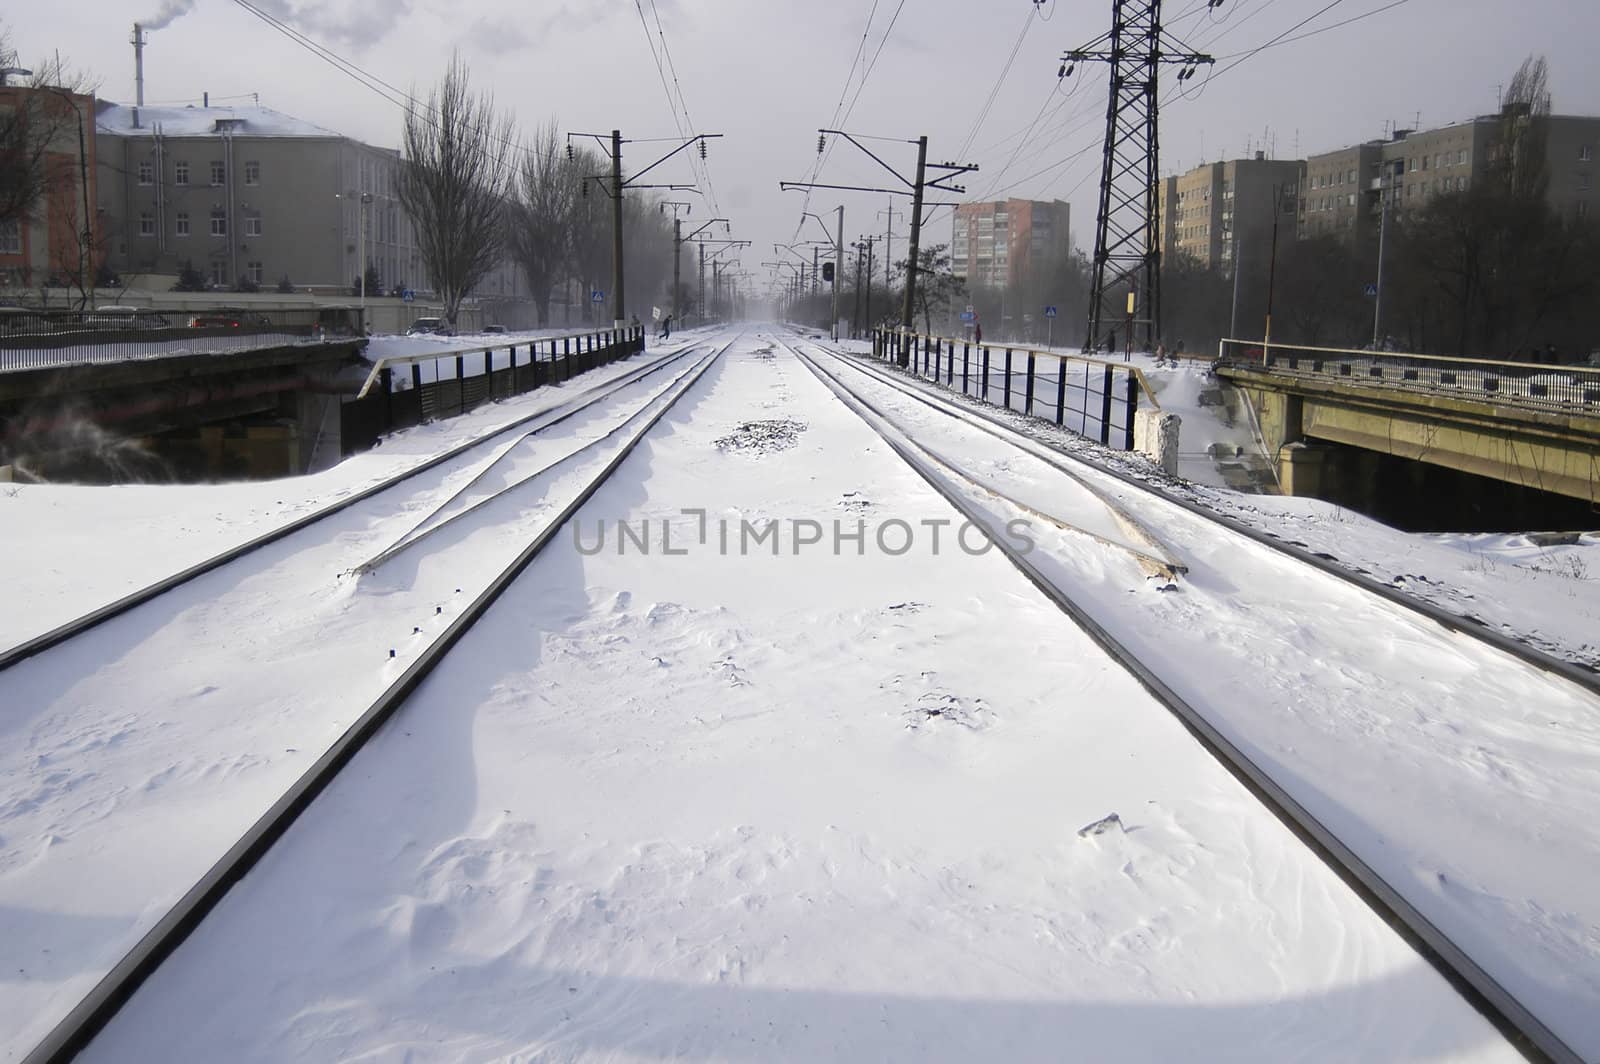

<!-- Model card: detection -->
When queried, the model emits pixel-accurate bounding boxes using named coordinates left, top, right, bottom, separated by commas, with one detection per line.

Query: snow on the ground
left=804, top=343, right=1600, bottom=1057
left=0, top=339, right=695, bottom=653
left=0, top=327, right=1589, bottom=1060
left=75, top=334, right=1511, bottom=1062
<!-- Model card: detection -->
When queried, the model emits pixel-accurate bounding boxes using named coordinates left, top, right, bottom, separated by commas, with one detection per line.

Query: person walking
left=658, top=314, right=674, bottom=340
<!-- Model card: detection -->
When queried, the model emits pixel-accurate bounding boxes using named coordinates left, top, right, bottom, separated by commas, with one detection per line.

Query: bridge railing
left=871, top=327, right=1159, bottom=451
left=0, top=307, right=361, bottom=371
left=1217, top=338, right=1600, bottom=415
left=340, top=326, right=647, bottom=455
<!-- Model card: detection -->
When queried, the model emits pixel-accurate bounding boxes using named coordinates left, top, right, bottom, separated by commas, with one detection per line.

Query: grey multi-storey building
left=1300, top=109, right=1598, bottom=242
left=94, top=100, right=523, bottom=301
left=1156, top=153, right=1304, bottom=274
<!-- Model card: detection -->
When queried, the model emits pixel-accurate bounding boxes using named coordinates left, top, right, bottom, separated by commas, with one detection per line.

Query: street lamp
left=337, top=190, right=374, bottom=317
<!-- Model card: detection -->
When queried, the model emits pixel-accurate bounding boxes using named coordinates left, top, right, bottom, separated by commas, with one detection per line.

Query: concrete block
left=1135, top=409, right=1181, bottom=475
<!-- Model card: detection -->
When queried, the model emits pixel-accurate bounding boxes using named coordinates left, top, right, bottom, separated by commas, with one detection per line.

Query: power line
left=957, top=6, right=1040, bottom=160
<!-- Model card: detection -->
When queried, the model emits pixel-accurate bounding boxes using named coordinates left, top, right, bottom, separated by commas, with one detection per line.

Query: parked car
left=187, top=308, right=270, bottom=329
left=483, top=324, right=508, bottom=334
left=406, top=316, right=453, bottom=336
left=90, top=306, right=171, bottom=329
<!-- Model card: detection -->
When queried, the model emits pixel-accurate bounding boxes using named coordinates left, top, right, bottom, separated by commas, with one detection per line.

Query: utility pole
left=1060, top=0, right=1219, bottom=352
left=567, top=129, right=723, bottom=328
left=878, top=202, right=898, bottom=292
left=1263, top=183, right=1293, bottom=359
left=1229, top=226, right=1242, bottom=340
left=699, top=242, right=707, bottom=323
left=834, top=205, right=845, bottom=340
left=781, top=129, right=974, bottom=355
left=1373, top=166, right=1391, bottom=348
left=610, top=129, right=624, bottom=328
left=900, top=136, right=928, bottom=337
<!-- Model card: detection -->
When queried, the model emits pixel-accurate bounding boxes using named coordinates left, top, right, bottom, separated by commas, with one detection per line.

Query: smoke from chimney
left=140, top=0, right=195, bottom=31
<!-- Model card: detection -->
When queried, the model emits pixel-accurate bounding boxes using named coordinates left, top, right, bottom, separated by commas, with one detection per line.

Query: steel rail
left=21, top=339, right=732, bottom=1064
left=0, top=338, right=707, bottom=674
left=801, top=333, right=1600, bottom=696
left=790, top=340, right=1577, bottom=1064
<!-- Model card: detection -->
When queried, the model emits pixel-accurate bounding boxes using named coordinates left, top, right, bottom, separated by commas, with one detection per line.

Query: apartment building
left=951, top=198, right=1070, bottom=287
left=94, top=100, right=523, bottom=301
left=1300, top=110, right=1598, bottom=241
left=1156, top=153, right=1304, bottom=273
left=0, top=85, right=101, bottom=289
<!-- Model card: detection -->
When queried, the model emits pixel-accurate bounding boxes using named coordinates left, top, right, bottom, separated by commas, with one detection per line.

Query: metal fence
left=340, top=327, right=646, bottom=455
left=871, top=329, right=1154, bottom=450
left=1218, top=338, right=1600, bottom=415
left=0, top=307, right=362, bottom=371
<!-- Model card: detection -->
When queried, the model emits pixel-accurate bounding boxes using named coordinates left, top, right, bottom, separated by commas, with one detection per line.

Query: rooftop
left=94, top=101, right=345, bottom=140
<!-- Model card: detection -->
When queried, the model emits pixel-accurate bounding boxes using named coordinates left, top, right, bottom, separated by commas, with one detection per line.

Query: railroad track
left=786, top=335, right=1589, bottom=1064
left=19, top=338, right=731, bottom=1064
left=0, top=336, right=710, bottom=674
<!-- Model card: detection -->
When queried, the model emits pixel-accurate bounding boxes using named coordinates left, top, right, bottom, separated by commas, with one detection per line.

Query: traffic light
left=822, top=261, right=835, bottom=282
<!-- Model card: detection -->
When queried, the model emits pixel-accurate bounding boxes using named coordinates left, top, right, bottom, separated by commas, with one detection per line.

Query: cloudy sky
left=9, top=0, right=1599, bottom=297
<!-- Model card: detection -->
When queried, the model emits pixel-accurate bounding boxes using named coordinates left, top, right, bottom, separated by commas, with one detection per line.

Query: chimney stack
left=131, top=23, right=146, bottom=106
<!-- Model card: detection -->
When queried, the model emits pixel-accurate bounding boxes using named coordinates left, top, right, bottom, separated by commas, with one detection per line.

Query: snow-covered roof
left=95, top=101, right=345, bottom=140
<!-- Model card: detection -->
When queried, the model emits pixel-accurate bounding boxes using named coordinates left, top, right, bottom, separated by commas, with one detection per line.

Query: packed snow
left=0, top=328, right=1593, bottom=1062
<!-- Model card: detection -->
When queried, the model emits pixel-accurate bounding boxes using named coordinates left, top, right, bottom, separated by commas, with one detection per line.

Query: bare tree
left=1494, top=55, right=1551, bottom=201
left=0, top=27, right=96, bottom=234
left=565, top=145, right=610, bottom=323
left=397, top=53, right=516, bottom=327
left=509, top=119, right=578, bottom=326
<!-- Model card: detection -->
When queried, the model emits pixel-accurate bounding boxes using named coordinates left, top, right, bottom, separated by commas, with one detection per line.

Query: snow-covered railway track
left=16, top=341, right=732, bottom=1064
left=790, top=339, right=1591, bottom=1064
left=802, top=334, right=1600, bottom=695
left=0, top=337, right=706, bottom=674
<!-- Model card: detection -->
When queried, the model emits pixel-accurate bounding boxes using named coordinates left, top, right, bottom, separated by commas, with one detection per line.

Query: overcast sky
left=10, top=0, right=1600, bottom=297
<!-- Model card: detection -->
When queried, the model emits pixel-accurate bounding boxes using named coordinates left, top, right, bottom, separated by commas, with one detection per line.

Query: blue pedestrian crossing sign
left=960, top=311, right=976, bottom=323
left=591, top=289, right=605, bottom=303
left=1044, top=305, right=1058, bottom=318
left=1363, top=283, right=1379, bottom=297
left=401, top=288, right=415, bottom=303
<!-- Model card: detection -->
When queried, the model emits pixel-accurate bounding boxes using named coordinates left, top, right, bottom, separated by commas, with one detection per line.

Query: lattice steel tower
left=1061, top=0, right=1218, bottom=352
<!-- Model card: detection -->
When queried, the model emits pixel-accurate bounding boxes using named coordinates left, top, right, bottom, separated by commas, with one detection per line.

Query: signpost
left=401, top=289, right=415, bottom=304
left=1044, top=305, right=1057, bottom=348
left=1363, top=282, right=1378, bottom=297
left=591, top=290, right=605, bottom=304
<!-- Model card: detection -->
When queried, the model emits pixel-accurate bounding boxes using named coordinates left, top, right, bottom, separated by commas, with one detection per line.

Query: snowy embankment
left=73, top=335, right=1510, bottom=1062
left=806, top=344, right=1600, bottom=1059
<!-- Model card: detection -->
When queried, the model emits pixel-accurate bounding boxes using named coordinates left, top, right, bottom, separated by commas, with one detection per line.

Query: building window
left=245, top=216, right=262, bottom=237
left=138, top=211, right=155, bottom=236
left=175, top=160, right=189, bottom=185
left=210, top=209, right=227, bottom=236
left=209, top=262, right=228, bottom=287
left=0, top=218, right=20, bottom=254
left=247, top=261, right=263, bottom=284
left=1579, top=201, right=1589, bottom=218
left=1580, top=177, right=1593, bottom=194
left=210, top=161, right=225, bottom=186
left=245, top=161, right=260, bottom=185
left=176, top=212, right=190, bottom=237
left=1581, top=146, right=1594, bottom=162
left=1457, top=150, right=1466, bottom=165
left=137, top=161, right=153, bottom=186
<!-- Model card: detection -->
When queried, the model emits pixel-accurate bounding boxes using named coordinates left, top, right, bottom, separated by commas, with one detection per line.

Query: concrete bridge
left=1217, top=342, right=1600, bottom=526
left=0, top=338, right=362, bottom=481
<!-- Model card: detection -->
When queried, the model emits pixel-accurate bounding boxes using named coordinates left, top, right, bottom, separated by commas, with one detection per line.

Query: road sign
left=960, top=311, right=976, bottom=323
left=591, top=289, right=605, bottom=303
left=1363, top=282, right=1379, bottom=297
left=965, top=305, right=975, bottom=314
left=401, top=289, right=415, bottom=303
left=1044, top=305, right=1057, bottom=318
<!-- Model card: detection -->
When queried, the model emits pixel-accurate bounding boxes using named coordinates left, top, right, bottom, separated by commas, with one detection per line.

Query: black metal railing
left=871, top=328, right=1154, bottom=450
left=339, top=326, right=647, bottom=454
left=0, top=307, right=363, bottom=371
left=1218, top=339, right=1600, bottom=415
